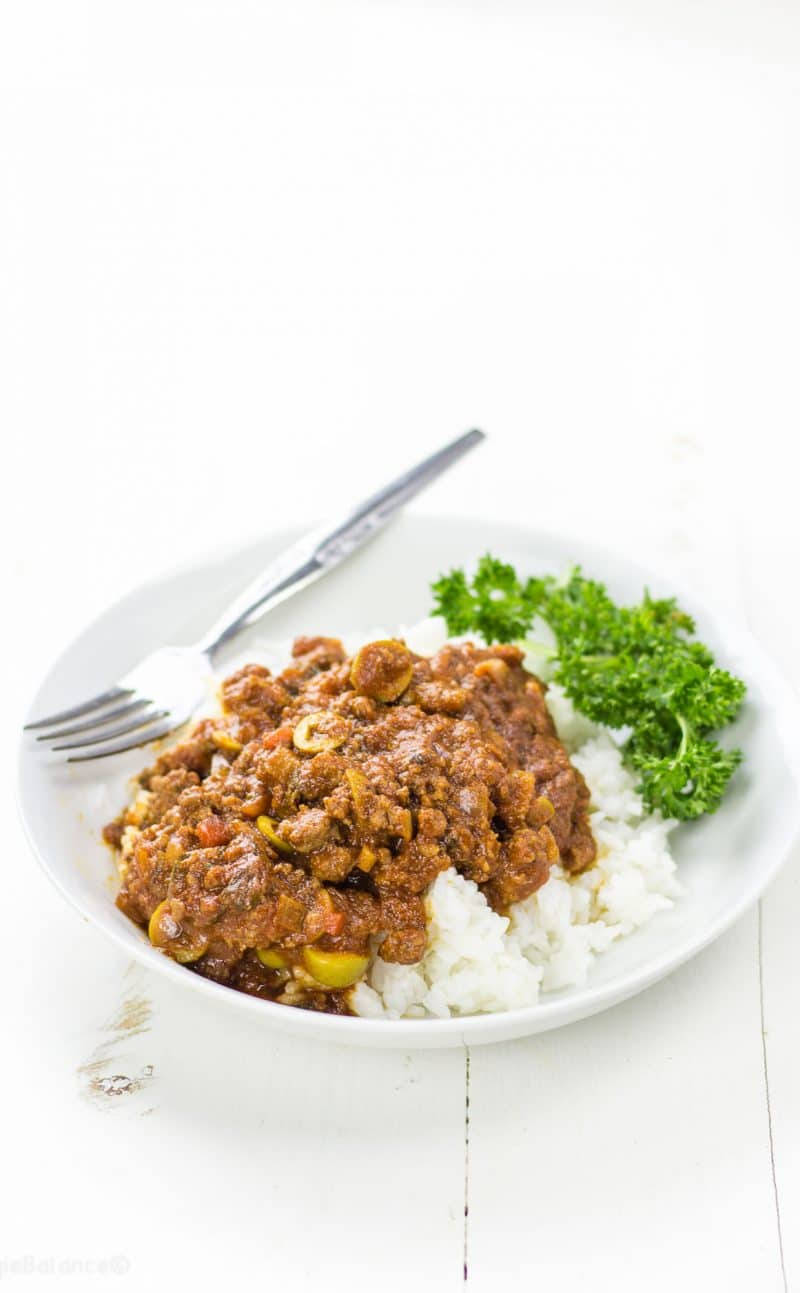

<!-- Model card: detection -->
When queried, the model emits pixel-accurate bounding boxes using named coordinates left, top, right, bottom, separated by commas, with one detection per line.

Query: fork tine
left=24, top=686, right=131, bottom=732
left=66, top=717, right=177, bottom=763
left=35, top=696, right=152, bottom=741
left=49, top=707, right=169, bottom=752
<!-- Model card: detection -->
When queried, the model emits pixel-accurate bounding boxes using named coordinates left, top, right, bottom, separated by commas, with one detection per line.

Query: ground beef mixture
left=105, top=636, right=596, bottom=1014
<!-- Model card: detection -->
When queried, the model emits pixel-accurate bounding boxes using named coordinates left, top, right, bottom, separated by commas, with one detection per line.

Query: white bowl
left=17, top=514, right=800, bottom=1047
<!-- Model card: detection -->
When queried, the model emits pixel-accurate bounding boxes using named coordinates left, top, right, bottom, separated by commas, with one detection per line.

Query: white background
left=1, top=2, right=798, bottom=1290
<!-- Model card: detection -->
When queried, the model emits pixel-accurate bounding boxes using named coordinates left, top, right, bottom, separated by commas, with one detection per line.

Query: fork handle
left=196, top=429, right=485, bottom=659
left=196, top=543, right=322, bottom=659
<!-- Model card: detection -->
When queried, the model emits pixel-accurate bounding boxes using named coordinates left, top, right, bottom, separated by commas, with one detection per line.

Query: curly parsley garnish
left=431, top=556, right=746, bottom=821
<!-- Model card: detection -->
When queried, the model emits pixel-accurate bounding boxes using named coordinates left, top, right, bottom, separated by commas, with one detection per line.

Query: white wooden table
left=2, top=2, right=798, bottom=1288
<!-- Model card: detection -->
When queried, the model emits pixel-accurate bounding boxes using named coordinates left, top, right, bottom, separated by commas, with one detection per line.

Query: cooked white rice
left=352, top=687, right=680, bottom=1018
left=213, top=618, right=682, bottom=1020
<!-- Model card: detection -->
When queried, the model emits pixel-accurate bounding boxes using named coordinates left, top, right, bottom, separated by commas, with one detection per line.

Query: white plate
left=17, top=514, right=800, bottom=1048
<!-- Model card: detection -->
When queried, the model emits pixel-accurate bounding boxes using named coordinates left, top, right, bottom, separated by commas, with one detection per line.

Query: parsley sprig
left=431, top=556, right=746, bottom=821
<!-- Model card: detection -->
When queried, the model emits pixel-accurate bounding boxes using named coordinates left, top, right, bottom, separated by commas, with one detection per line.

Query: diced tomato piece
left=263, top=726, right=293, bottom=750
left=196, top=816, right=229, bottom=848
left=322, top=910, right=346, bottom=937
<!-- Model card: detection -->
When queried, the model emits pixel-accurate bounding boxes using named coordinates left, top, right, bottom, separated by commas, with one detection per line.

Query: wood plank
left=738, top=543, right=800, bottom=1293
left=467, top=913, right=784, bottom=1291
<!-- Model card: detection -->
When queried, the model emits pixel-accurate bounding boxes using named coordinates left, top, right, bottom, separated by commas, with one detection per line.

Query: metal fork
left=25, top=429, right=485, bottom=761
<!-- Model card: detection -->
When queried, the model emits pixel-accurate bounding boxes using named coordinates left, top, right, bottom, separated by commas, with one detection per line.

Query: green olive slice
left=148, top=899, right=208, bottom=964
left=256, top=815, right=294, bottom=856
left=349, top=640, right=414, bottom=702
left=210, top=729, right=242, bottom=754
left=292, top=711, right=349, bottom=753
left=302, top=947, right=370, bottom=988
left=256, top=947, right=288, bottom=969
